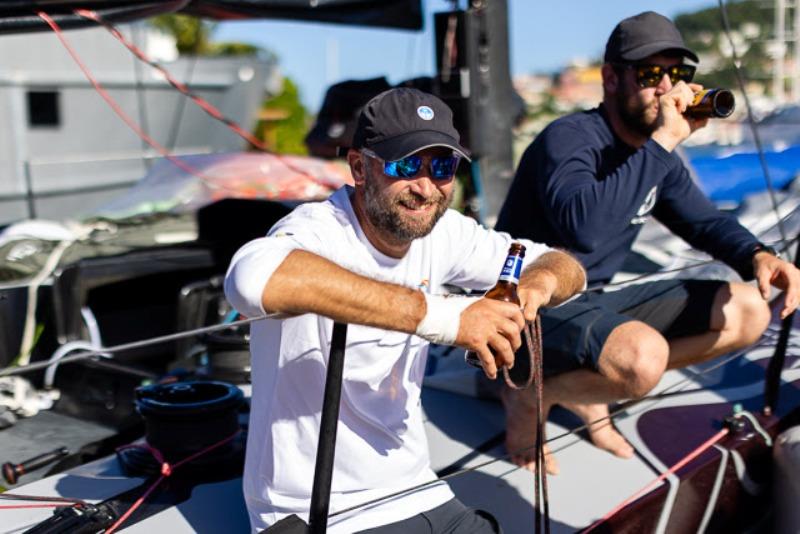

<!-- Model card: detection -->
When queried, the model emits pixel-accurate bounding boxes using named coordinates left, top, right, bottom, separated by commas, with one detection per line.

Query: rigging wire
left=5, top=5, right=793, bottom=529
left=6, top=10, right=800, bottom=500
left=36, top=10, right=338, bottom=200
left=73, top=9, right=330, bottom=187
left=35, top=11, right=223, bottom=190
left=330, top=333, right=776, bottom=519
left=167, top=53, right=197, bottom=151
left=585, top=233, right=798, bottom=294
left=105, top=429, right=242, bottom=534
left=0, top=281, right=779, bottom=520
left=717, top=0, right=788, bottom=244
left=0, top=289, right=786, bottom=518
left=582, top=167, right=800, bottom=295
left=0, top=315, right=270, bottom=378
left=130, top=22, right=152, bottom=170
left=581, top=427, right=731, bottom=533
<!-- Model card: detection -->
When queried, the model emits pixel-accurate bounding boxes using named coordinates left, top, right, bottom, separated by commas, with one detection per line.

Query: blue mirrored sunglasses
left=362, top=149, right=460, bottom=180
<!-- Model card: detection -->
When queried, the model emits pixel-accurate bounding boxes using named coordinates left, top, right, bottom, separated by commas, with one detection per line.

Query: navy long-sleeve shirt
left=496, top=106, right=760, bottom=285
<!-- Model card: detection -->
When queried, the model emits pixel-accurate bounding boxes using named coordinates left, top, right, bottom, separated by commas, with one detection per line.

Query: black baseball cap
left=604, top=11, right=699, bottom=64
left=352, top=88, right=470, bottom=161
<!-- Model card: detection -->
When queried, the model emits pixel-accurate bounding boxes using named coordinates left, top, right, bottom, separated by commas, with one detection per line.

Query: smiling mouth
left=399, top=200, right=435, bottom=212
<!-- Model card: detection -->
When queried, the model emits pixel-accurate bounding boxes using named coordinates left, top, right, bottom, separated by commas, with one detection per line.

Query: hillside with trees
left=675, top=0, right=775, bottom=92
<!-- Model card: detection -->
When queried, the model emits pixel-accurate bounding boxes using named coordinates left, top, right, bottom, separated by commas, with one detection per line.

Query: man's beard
left=362, top=172, right=451, bottom=242
left=616, top=87, right=657, bottom=138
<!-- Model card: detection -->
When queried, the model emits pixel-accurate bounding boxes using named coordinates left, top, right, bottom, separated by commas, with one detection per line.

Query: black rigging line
left=717, top=0, right=788, bottom=244
left=0, top=316, right=267, bottom=378
left=167, top=53, right=198, bottom=151
left=584, top=192, right=800, bottom=295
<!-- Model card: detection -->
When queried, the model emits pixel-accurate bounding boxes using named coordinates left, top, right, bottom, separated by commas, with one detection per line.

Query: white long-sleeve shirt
left=224, top=186, right=551, bottom=532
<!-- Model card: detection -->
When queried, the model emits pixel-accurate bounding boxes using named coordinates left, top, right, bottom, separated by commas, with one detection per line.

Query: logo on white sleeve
left=417, top=106, right=434, bottom=120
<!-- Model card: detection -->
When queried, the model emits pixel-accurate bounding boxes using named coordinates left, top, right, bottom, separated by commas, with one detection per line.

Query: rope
left=105, top=429, right=242, bottom=533
left=76, top=9, right=263, bottom=150
left=35, top=11, right=263, bottom=196
left=581, top=427, right=731, bottom=533
left=584, top=234, right=797, bottom=295
left=0, top=281, right=785, bottom=523
left=582, top=191, right=800, bottom=296
left=0, top=493, right=85, bottom=504
left=503, top=316, right=541, bottom=389
left=530, top=316, right=550, bottom=534
left=35, top=12, right=215, bottom=185
left=0, top=504, right=63, bottom=509
left=15, top=239, right=73, bottom=365
left=73, top=9, right=334, bottom=189
left=0, top=297, right=776, bottom=520
left=331, top=332, right=776, bottom=519
left=0, top=492, right=87, bottom=510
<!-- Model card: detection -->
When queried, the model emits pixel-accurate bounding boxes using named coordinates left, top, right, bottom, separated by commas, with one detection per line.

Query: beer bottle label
left=498, top=254, right=523, bottom=284
left=690, top=89, right=711, bottom=107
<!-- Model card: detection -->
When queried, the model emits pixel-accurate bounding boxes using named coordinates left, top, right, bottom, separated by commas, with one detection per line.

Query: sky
left=214, top=0, right=719, bottom=112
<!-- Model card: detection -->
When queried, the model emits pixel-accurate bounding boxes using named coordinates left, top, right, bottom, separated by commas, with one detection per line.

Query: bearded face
left=361, top=160, right=452, bottom=242
left=610, top=53, right=685, bottom=139
left=614, top=78, right=659, bottom=138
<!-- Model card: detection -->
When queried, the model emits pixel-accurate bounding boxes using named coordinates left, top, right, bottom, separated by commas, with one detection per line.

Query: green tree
left=256, top=78, right=310, bottom=155
left=150, top=14, right=304, bottom=154
left=149, top=14, right=215, bottom=54
left=208, top=42, right=261, bottom=57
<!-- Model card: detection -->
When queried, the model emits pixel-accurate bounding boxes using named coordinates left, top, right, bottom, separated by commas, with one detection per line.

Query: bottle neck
left=497, top=253, right=523, bottom=285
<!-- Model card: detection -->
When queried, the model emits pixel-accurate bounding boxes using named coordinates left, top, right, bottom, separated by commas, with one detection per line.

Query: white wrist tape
left=415, top=293, right=478, bottom=345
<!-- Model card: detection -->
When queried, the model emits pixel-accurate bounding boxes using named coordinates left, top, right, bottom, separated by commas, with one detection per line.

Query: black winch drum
left=134, top=381, right=243, bottom=461
left=204, top=328, right=251, bottom=383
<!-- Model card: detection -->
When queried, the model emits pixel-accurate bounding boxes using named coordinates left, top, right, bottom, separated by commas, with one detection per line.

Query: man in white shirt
left=225, top=88, right=585, bottom=533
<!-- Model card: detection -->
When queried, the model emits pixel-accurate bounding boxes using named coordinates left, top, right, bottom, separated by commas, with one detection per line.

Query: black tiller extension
left=308, top=322, right=348, bottom=534
left=764, top=238, right=800, bottom=415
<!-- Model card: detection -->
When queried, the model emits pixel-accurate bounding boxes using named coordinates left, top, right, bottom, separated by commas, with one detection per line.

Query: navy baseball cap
left=352, top=88, right=470, bottom=161
left=604, top=11, right=699, bottom=64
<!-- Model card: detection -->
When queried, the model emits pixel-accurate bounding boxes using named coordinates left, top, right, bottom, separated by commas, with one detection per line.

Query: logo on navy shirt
left=631, top=186, right=658, bottom=225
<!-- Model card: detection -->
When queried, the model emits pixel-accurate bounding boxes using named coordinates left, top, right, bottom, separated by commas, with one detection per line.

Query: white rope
left=16, top=239, right=74, bottom=366
left=14, top=221, right=116, bottom=366
left=699, top=445, right=730, bottom=533
left=736, top=409, right=773, bottom=447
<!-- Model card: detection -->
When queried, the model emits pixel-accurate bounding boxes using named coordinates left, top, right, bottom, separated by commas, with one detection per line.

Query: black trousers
left=355, top=497, right=502, bottom=534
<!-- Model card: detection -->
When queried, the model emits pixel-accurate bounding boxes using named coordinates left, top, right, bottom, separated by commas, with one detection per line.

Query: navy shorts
left=355, top=497, right=502, bottom=533
left=538, top=279, right=725, bottom=377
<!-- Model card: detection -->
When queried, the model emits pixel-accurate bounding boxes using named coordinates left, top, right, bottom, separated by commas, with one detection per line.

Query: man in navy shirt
left=496, top=11, right=800, bottom=473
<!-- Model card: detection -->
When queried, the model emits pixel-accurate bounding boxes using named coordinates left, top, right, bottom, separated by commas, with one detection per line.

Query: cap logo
left=417, top=105, right=434, bottom=121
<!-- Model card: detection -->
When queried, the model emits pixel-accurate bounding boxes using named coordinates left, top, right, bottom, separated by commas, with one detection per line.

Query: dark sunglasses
left=362, top=149, right=460, bottom=180
left=617, top=63, right=696, bottom=88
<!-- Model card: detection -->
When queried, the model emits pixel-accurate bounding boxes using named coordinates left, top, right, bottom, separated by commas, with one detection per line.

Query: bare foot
left=560, top=402, right=634, bottom=459
left=501, top=388, right=559, bottom=475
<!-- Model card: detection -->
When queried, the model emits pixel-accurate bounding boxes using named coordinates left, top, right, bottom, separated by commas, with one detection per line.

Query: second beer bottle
left=465, top=242, right=526, bottom=370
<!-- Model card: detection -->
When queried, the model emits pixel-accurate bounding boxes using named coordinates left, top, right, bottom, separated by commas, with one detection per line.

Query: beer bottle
left=685, top=88, right=735, bottom=119
left=465, top=243, right=525, bottom=369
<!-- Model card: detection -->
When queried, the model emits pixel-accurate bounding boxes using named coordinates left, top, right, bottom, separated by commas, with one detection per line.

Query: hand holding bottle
left=464, top=243, right=527, bottom=378
left=652, top=81, right=709, bottom=151
left=457, top=298, right=524, bottom=379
